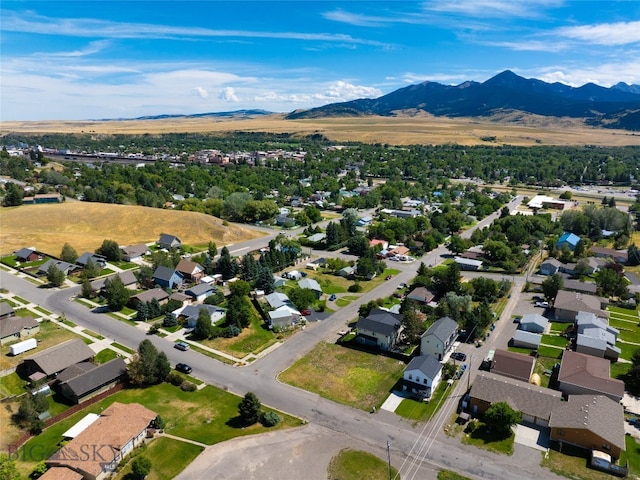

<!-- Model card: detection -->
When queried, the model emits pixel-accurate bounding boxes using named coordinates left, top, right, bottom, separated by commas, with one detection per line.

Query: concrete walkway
left=161, top=432, right=208, bottom=448
left=380, top=390, right=409, bottom=412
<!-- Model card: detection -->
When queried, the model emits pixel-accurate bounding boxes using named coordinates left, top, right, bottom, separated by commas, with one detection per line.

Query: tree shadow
left=467, top=423, right=511, bottom=443
left=225, top=415, right=249, bottom=429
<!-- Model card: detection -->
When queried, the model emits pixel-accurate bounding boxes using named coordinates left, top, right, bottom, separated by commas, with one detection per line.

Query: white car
left=534, top=301, right=549, bottom=308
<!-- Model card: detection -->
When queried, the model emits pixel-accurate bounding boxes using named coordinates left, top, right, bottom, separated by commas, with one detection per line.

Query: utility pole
left=387, top=441, right=391, bottom=480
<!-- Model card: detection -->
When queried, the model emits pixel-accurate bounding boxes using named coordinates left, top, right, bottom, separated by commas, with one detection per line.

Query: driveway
left=513, top=424, right=550, bottom=452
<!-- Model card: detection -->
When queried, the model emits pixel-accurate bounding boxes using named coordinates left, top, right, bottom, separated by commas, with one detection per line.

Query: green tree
left=226, top=296, right=251, bottom=329
left=46, top=264, right=65, bottom=287
left=238, top=392, right=261, bottom=426
left=96, top=239, right=123, bottom=261
left=136, top=302, right=149, bottom=321
left=597, top=265, right=629, bottom=298
left=30, top=461, right=47, bottom=479
left=104, top=276, right=130, bottom=311
left=541, top=274, right=563, bottom=304
left=401, top=301, right=423, bottom=343
left=131, top=456, right=152, bottom=479
left=255, top=265, right=275, bottom=294
left=628, top=244, right=640, bottom=267
left=60, top=242, right=78, bottom=263
left=288, top=287, right=316, bottom=311
left=229, top=279, right=251, bottom=298
left=163, top=312, right=177, bottom=327
left=216, top=246, right=237, bottom=280
left=193, top=308, right=214, bottom=339
left=2, top=182, right=23, bottom=207
left=207, top=241, right=218, bottom=258
left=156, top=351, right=171, bottom=381
left=447, top=234, right=468, bottom=255
left=81, top=277, right=94, bottom=299
left=0, top=454, right=20, bottom=480
left=483, top=402, right=522, bottom=435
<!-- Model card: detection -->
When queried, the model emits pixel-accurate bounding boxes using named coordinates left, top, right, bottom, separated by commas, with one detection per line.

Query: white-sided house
left=575, top=311, right=620, bottom=360
left=420, top=317, right=458, bottom=361
left=185, top=283, right=216, bottom=302
left=285, top=270, right=302, bottom=280
left=403, top=355, right=442, bottom=400
left=519, top=313, right=548, bottom=334
left=512, top=330, right=542, bottom=349
left=177, top=304, right=226, bottom=328
left=454, top=257, right=483, bottom=271
left=273, top=276, right=287, bottom=288
left=298, top=278, right=322, bottom=299
left=268, top=305, right=302, bottom=328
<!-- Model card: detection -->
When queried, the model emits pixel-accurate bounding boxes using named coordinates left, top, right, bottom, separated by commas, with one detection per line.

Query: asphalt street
left=0, top=194, right=565, bottom=479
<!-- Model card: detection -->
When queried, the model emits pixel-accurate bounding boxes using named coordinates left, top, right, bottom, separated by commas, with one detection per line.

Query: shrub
left=261, top=411, right=280, bottom=427
left=348, top=282, right=363, bottom=293
left=180, top=381, right=197, bottom=392
left=165, top=371, right=183, bottom=386
left=224, top=325, right=240, bottom=337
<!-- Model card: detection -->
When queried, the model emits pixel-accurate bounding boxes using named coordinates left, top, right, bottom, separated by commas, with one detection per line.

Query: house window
left=408, top=374, right=412, bottom=380
left=415, top=377, right=420, bottom=383
left=602, top=443, right=611, bottom=451
left=423, top=378, right=427, bottom=384
left=556, top=429, right=565, bottom=436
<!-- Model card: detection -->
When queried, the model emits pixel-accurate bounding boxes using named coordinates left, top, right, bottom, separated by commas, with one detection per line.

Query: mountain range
left=285, top=71, right=640, bottom=131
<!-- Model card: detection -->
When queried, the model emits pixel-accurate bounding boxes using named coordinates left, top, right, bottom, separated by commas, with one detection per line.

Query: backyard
left=279, top=341, right=406, bottom=411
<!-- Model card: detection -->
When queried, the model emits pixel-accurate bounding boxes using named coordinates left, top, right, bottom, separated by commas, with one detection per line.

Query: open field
left=0, top=202, right=264, bottom=255
left=3, top=113, right=640, bottom=146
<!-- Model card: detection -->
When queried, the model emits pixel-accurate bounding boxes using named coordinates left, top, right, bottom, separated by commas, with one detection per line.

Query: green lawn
left=82, top=329, right=105, bottom=339
left=461, top=421, right=515, bottom=455
left=395, top=381, right=454, bottom=422
left=610, top=361, right=632, bottom=380
left=438, top=471, right=472, bottom=480
left=537, top=345, right=564, bottom=359
left=541, top=334, right=569, bottom=348
left=621, top=435, right=640, bottom=478
left=279, top=341, right=405, bottom=411
left=542, top=441, right=625, bottom=480
left=111, top=342, right=135, bottom=354
left=113, top=437, right=203, bottom=480
left=0, top=372, right=28, bottom=397
left=94, top=348, right=119, bottom=364
left=609, top=305, right=640, bottom=317
left=201, top=307, right=276, bottom=356
left=335, top=298, right=352, bottom=307
left=327, top=449, right=400, bottom=480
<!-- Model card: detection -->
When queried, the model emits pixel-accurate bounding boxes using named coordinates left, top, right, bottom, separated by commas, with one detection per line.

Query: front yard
left=395, top=380, right=454, bottom=422
left=279, top=341, right=406, bottom=411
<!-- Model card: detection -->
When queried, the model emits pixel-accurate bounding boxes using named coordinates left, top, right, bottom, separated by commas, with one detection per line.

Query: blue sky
left=1, top=1, right=639, bottom=120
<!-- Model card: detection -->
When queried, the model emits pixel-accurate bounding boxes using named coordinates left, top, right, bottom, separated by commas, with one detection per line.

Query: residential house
left=540, top=258, right=562, bottom=276
left=338, top=266, right=355, bottom=278
left=56, top=358, right=127, bottom=404
left=553, top=290, right=609, bottom=322
left=152, top=266, right=183, bottom=289
left=549, top=394, right=625, bottom=460
left=556, top=232, right=581, bottom=251
left=420, top=316, right=458, bottom=360
left=390, top=245, right=410, bottom=257
left=168, top=292, right=190, bottom=306
left=15, top=247, right=40, bottom=262
left=175, top=259, right=205, bottom=284
left=276, top=213, right=296, bottom=226
left=403, top=355, right=443, bottom=399
left=178, top=304, right=226, bottom=328
left=284, top=270, right=302, bottom=280
left=369, top=239, right=389, bottom=250
left=468, top=372, right=562, bottom=427
left=591, top=247, right=628, bottom=264
left=519, top=313, right=548, bottom=333
left=355, top=308, right=402, bottom=351
left=76, top=252, right=107, bottom=269
left=298, top=278, right=323, bottom=299
left=128, top=288, right=169, bottom=308
left=356, top=216, right=372, bottom=227
left=0, top=302, right=15, bottom=319
left=38, top=467, right=83, bottom=480
left=406, top=287, right=435, bottom=305
left=268, top=305, right=302, bottom=328
left=511, top=330, right=542, bottom=349
left=120, top=243, right=149, bottom=262
left=265, top=292, right=292, bottom=309
left=273, top=276, right=287, bottom=288
left=575, top=311, right=620, bottom=361
left=37, top=259, right=78, bottom=276
left=0, top=315, right=39, bottom=345
left=563, top=279, right=598, bottom=295
left=490, top=349, right=535, bottom=383
left=557, top=350, right=624, bottom=402
left=91, top=270, right=138, bottom=292
left=48, top=402, right=157, bottom=480
left=22, top=193, right=62, bottom=204
left=185, top=283, right=216, bottom=302
left=454, top=257, right=483, bottom=271
left=22, top=338, right=94, bottom=379
left=306, top=233, right=327, bottom=243
left=157, top=233, right=182, bottom=250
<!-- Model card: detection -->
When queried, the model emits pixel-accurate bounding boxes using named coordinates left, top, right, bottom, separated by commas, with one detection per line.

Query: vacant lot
left=3, top=113, right=640, bottom=146
left=0, top=202, right=264, bottom=255
left=279, top=341, right=405, bottom=411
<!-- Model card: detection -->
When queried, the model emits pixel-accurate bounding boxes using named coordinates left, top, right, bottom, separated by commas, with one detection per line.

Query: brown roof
left=39, top=467, right=83, bottom=480
left=470, top=372, right=562, bottom=421
left=0, top=315, right=38, bottom=338
left=491, top=349, right=535, bottom=382
left=130, top=288, right=169, bottom=304
left=591, top=246, right=628, bottom=261
left=406, top=286, right=434, bottom=303
left=175, top=259, right=203, bottom=275
left=25, top=338, right=94, bottom=376
left=49, top=402, right=156, bottom=476
left=558, top=350, right=624, bottom=399
left=554, top=290, right=609, bottom=318
left=549, top=394, right=625, bottom=452
left=121, top=243, right=149, bottom=258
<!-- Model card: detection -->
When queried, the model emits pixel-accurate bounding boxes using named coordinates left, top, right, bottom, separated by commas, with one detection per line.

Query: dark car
left=175, top=363, right=192, bottom=374
left=451, top=352, right=467, bottom=362
left=385, top=275, right=392, bottom=280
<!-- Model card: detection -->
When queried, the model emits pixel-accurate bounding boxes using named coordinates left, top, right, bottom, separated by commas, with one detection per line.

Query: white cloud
left=192, top=87, right=209, bottom=99
left=556, top=21, right=640, bottom=46
left=537, top=61, right=640, bottom=87
left=400, top=72, right=471, bottom=84
left=424, top=0, right=562, bottom=18
left=253, top=81, right=382, bottom=105
left=218, top=87, right=239, bottom=102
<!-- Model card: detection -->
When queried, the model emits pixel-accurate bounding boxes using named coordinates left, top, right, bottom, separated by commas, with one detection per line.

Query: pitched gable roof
left=357, top=308, right=401, bottom=337
left=558, top=350, right=624, bottom=399
left=406, top=355, right=442, bottom=379
left=130, top=288, right=169, bottom=304
left=176, top=259, right=203, bottom=275
left=0, top=315, right=38, bottom=338
left=38, top=467, right=83, bottom=480
left=298, top=278, right=322, bottom=292
left=15, top=247, right=38, bottom=260
left=407, top=286, right=435, bottom=303
left=25, top=338, right=94, bottom=376
left=0, top=302, right=15, bottom=317
left=121, top=243, right=149, bottom=258
left=557, top=232, right=581, bottom=247
left=554, top=290, right=609, bottom=318
left=58, top=358, right=126, bottom=398
left=422, top=317, right=458, bottom=343
left=549, top=394, right=625, bottom=452
left=491, top=349, right=535, bottom=382
left=158, top=233, right=181, bottom=246
left=153, top=265, right=181, bottom=282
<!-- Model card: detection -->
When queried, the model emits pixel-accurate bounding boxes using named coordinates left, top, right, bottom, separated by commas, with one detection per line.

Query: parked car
left=451, top=352, right=467, bottom=362
left=385, top=275, right=393, bottom=280
left=397, top=283, right=407, bottom=290
left=534, top=301, right=549, bottom=308
left=301, top=309, right=312, bottom=316
left=175, top=363, right=192, bottom=374
left=329, top=294, right=337, bottom=301
left=174, top=341, right=190, bottom=351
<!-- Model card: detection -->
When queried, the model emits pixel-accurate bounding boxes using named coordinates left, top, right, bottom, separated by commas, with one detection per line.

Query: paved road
left=0, top=195, right=564, bottom=479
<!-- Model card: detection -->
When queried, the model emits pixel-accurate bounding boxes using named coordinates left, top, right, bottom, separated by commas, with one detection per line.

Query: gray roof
left=121, top=243, right=149, bottom=258
left=0, top=315, right=38, bottom=338
left=130, top=288, right=169, bottom=304
left=298, top=278, right=322, bottom=292
left=158, top=233, right=181, bottom=246
left=357, top=308, right=401, bottom=337
left=470, top=372, right=562, bottom=420
left=407, top=287, right=434, bottom=303
left=512, top=330, right=542, bottom=346
left=519, top=313, right=548, bottom=331
left=563, top=279, right=598, bottom=294
left=422, top=317, right=458, bottom=343
left=405, top=355, right=442, bottom=379
left=0, top=302, right=15, bottom=317
left=38, top=259, right=77, bottom=275
left=185, top=283, right=215, bottom=297
left=25, top=338, right=94, bottom=376
left=549, top=394, right=625, bottom=451
left=91, top=270, right=138, bottom=290
left=58, top=358, right=127, bottom=399
left=558, top=350, right=624, bottom=399
left=266, top=292, right=290, bottom=309
left=179, top=304, right=225, bottom=321
left=15, top=247, right=37, bottom=260
left=153, top=265, right=179, bottom=282
left=554, top=290, right=609, bottom=318
left=76, top=252, right=106, bottom=267
left=541, top=258, right=562, bottom=268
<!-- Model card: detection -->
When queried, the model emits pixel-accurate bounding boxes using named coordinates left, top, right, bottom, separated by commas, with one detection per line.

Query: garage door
left=522, top=413, right=535, bottom=425
left=536, top=418, right=549, bottom=428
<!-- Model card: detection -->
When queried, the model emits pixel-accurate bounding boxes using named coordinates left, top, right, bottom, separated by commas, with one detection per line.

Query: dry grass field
left=3, top=112, right=640, bottom=146
left=0, top=202, right=264, bottom=256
